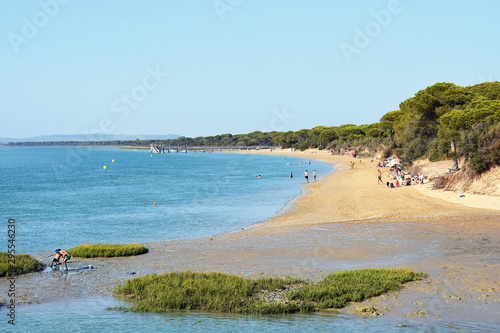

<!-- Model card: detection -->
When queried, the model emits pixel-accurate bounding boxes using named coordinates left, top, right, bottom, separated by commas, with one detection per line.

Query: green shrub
left=69, top=243, right=148, bottom=258
left=427, top=138, right=451, bottom=162
left=0, top=252, right=43, bottom=277
left=289, top=268, right=425, bottom=309
left=460, top=117, right=500, bottom=173
left=112, top=268, right=424, bottom=314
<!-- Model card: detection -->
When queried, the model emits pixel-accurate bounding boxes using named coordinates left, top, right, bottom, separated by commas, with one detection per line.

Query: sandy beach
left=2, top=150, right=499, bottom=322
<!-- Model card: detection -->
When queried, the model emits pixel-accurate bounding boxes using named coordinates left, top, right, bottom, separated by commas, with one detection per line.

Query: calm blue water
left=0, top=147, right=332, bottom=254
left=2, top=297, right=497, bottom=333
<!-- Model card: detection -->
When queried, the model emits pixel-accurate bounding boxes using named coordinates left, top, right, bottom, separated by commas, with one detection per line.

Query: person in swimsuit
left=378, top=169, right=383, bottom=185
left=60, top=249, right=71, bottom=270
left=304, top=170, right=309, bottom=183
left=48, top=249, right=71, bottom=270
left=47, top=249, right=62, bottom=268
left=313, top=170, right=317, bottom=181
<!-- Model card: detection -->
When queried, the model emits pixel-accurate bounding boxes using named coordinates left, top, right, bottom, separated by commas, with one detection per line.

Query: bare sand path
left=2, top=150, right=499, bottom=323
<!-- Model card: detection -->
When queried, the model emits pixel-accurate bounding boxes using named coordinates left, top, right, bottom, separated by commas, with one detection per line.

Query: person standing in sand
left=378, top=169, right=383, bottom=185
left=304, top=170, right=309, bottom=183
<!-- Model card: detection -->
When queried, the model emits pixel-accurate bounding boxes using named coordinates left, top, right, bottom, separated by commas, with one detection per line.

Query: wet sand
left=2, top=150, right=499, bottom=322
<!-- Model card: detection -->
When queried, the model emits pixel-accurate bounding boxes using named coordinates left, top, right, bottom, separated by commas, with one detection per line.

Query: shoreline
left=1, top=150, right=499, bottom=323
left=222, top=150, right=499, bottom=239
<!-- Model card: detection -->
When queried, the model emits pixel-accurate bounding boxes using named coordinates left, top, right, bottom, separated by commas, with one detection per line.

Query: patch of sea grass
left=289, top=268, right=426, bottom=309
left=69, top=243, right=148, bottom=258
left=112, top=268, right=425, bottom=315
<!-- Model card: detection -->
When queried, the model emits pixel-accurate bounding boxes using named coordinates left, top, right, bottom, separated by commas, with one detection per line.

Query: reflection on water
left=1, top=297, right=497, bottom=333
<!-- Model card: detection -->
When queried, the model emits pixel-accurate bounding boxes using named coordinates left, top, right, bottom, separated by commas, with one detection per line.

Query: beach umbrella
left=387, top=159, right=402, bottom=167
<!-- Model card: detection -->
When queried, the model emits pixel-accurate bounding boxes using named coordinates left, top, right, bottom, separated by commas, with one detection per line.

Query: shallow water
left=2, top=297, right=497, bottom=333
left=0, top=147, right=332, bottom=254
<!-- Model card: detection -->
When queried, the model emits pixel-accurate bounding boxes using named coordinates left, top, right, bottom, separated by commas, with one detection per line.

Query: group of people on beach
left=377, top=164, right=425, bottom=188
left=47, top=249, right=71, bottom=270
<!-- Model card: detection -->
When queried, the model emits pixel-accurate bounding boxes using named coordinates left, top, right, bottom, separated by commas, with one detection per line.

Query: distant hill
left=0, top=134, right=181, bottom=144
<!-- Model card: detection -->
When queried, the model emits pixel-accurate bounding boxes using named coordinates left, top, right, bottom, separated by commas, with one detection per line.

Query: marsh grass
left=0, top=252, right=43, bottom=277
left=289, top=268, right=426, bottom=308
left=69, top=243, right=148, bottom=258
left=113, top=268, right=425, bottom=315
left=113, top=271, right=310, bottom=314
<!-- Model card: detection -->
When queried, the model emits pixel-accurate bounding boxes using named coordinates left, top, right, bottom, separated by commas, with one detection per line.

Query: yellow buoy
left=150, top=155, right=153, bottom=157
left=112, top=159, right=115, bottom=162
left=103, top=165, right=107, bottom=169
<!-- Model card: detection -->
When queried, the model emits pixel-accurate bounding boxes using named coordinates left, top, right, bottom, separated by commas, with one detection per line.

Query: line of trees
left=385, top=81, right=500, bottom=173
left=8, top=82, right=499, bottom=174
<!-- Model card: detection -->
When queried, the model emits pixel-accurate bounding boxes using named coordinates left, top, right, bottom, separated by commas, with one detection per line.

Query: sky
left=1, top=0, right=499, bottom=139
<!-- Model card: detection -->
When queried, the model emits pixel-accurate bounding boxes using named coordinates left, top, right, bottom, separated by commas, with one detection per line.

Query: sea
left=0, top=147, right=494, bottom=332
left=0, top=147, right=332, bottom=254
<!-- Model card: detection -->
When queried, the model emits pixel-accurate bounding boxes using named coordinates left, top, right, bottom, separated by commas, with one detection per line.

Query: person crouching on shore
left=47, top=249, right=71, bottom=270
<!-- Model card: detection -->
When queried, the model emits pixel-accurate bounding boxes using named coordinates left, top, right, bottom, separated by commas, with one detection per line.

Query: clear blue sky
left=1, top=0, right=499, bottom=138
